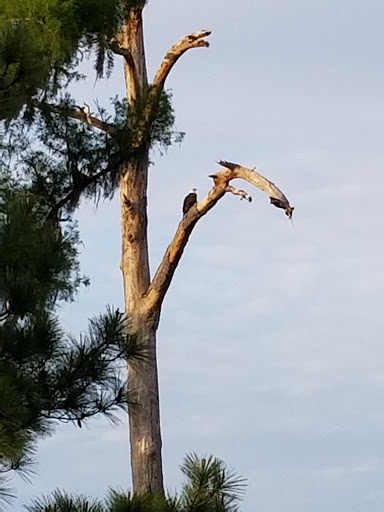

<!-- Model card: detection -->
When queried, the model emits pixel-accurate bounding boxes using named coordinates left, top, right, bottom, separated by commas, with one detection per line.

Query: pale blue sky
left=13, top=0, right=384, bottom=510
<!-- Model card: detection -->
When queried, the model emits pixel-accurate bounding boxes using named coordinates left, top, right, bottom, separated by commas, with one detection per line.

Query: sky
left=12, top=0, right=384, bottom=510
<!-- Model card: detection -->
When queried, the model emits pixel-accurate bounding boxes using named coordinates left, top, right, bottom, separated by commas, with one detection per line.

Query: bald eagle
left=183, top=188, right=197, bottom=215
left=269, top=197, right=294, bottom=219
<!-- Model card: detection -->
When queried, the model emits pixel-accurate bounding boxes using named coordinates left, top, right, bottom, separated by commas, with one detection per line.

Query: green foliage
left=180, top=454, right=246, bottom=512
left=0, top=22, right=50, bottom=119
left=1, top=97, right=123, bottom=211
left=25, top=455, right=246, bottom=511
left=0, top=0, right=123, bottom=118
left=0, top=0, right=183, bottom=160
left=0, top=85, right=183, bottom=214
left=112, top=89, right=184, bottom=154
left=27, top=489, right=105, bottom=512
left=0, top=185, right=87, bottom=315
left=146, top=89, right=185, bottom=153
left=0, top=182, right=146, bottom=502
left=105, top=489, right=178, bottom=512
left=124, top=0, right=148, bottom=9
left=0, top=0, right=187, bottom=501
left=0, top=303, right=143, bottom=501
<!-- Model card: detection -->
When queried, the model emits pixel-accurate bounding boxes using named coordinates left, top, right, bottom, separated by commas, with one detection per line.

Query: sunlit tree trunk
left=118, top=6, right=164, bottom=494
left=117, top=4, right=293, bottom=495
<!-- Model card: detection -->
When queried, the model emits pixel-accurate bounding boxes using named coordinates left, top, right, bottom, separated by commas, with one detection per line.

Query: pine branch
left=144, top=161, right=293, bottom=316
left=37, top=307, right=145, bottom=427
left=29, top=99, right=118, bottom=136
left=47, top=158, right=123, bottom=220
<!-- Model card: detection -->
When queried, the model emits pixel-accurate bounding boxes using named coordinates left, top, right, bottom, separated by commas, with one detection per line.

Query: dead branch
left=79, top=102, right=94, bottom=126
left=47, top=158, right=123, bottom=222
left=30, top=98, right=117, bottom=136
left=153, top=29, right=211, bottom=91
left=218, top=160, right=294, bottom=219
left=225, top=185, right=252, bottom=202
left=143, top=185, right=226, bottom=316
left=144, top=160, right=293, bottom=316
left=134, top=29, right=211, bottom=148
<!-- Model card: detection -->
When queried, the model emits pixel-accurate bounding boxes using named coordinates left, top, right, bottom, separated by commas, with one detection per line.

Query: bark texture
left=113, top=10, right=293, bottom=495
left=118, top=7, right=163, bottom=494
left=28, top=13, right=294, bottom=496
left=117, top=14, right=212, bottom=494
left=119, top=143, right=164, bottom=494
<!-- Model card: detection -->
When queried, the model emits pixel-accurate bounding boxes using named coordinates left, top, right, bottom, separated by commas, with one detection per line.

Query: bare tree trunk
left=115, top=6, right=293, bottom=496
left=127, top=315, right=163, bottom=493
left=117, top=5, right=164, bottom=494
left=120, top=153, right=164, bottom=494
left=28, top=3, right=292, bottom=495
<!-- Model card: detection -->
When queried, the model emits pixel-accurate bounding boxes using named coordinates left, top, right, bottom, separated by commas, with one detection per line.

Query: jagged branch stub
left=134, top=29, right=211, bottom=148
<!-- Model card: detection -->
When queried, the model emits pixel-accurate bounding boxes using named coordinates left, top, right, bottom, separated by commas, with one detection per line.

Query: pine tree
left=0, top=0, right=293, bottom=494
left=0, top=179, right=144, bottom=503
left=25, top=454, right=246, bottom=512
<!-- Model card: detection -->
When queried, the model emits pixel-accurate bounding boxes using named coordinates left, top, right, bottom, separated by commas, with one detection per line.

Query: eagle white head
left=182, top=188, right=198, bottom=215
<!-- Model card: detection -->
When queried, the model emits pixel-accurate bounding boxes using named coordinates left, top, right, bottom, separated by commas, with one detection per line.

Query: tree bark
left=118, top=6, right=164, bottom=494
left=120, top=156, right=164, bottom=494
left=115, top=7, right=293, bottom=495
left=119, top=7, right=148, bottom=103
left=127, top=318, right=163, bottom=493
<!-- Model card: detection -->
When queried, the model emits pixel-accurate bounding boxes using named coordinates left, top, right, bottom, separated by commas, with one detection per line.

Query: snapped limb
left=144, top=160, right=293, bottom=317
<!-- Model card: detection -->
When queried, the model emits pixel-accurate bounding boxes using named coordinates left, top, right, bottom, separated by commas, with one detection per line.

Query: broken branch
left=153, top=29, right=211, bottom=92
left=134, top=29, right=211, bottom=148
left=218, top=160, right=294, bottom=219
left=225, top=185, right=252, bottom=202
left=144, top=160, right=294, bottom=315
left=47, top=159, right=123, bottom=221
left=29, top=98, right=117, bottom=136
left=143, top=184, right=226, bottom=316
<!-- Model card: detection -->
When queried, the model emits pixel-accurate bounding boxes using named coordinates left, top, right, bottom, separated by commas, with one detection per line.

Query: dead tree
left=113, top=9, right=294, bottom=494
left=30, top=5, right=294, bottom=495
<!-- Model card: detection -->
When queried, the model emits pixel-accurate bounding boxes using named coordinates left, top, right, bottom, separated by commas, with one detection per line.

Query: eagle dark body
left=183, top=188, right=197, bottom=215
left=269, top=197, right=285, bottom=209
left=270, top=196, right=295, bottom=219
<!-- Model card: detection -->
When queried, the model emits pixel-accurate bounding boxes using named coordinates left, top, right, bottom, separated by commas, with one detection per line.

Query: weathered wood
left=134, top=29, right=211, bottom=149
left=119, top=155, right=164, bottom=494
left=218, top=160, right=294, bottom=217
left=117, top=21, right=213, bottom=494
left=118, top=6, right=164, bottom=494
left=30, top=98, right=117, bottom=135
left=153, top=30, right=211, bottom=92
left=30, top=8, right=294, bottom=496
left=115, top=9, right=293, bottom=495
left=144, top=184, right=226, bottom=317
left=118, top=8, right=148, bottom=103
left=109, top=39, right=140, bottom=97
left=120, top=159, right=150, bottom=309
left=126, top=312, right=163, bottom=493
left=145, top=161, right=293, bottom=315
left=225, top=185, right=252, bottom=202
